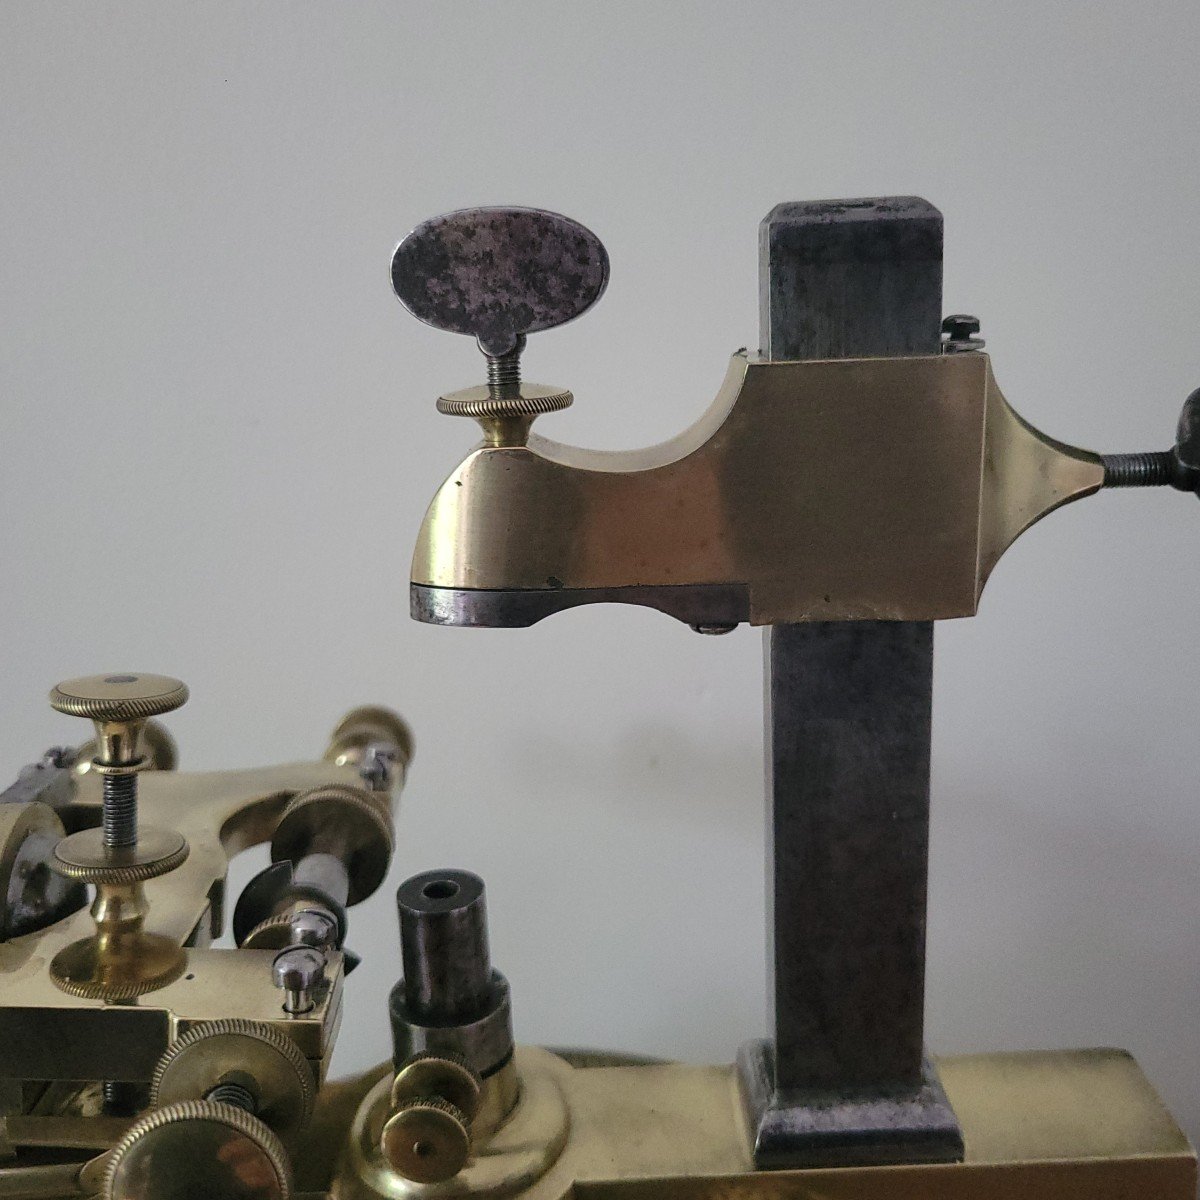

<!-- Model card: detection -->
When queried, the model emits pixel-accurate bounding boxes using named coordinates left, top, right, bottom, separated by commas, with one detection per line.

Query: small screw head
left=272, top=945, right=325, bottom=1013
left=940, top=314, right=985, bottom=353
left=288, top=907, right=338, bottom=951
left=358, top=741, right=400, bottom=790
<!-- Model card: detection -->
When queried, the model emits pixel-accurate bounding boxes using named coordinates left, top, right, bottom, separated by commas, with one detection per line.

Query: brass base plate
left=317, top=1047, right=1196, bottom=1200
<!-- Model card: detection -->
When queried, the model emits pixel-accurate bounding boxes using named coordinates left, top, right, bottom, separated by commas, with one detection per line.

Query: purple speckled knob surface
left=391, top=206, right=609, bottom=356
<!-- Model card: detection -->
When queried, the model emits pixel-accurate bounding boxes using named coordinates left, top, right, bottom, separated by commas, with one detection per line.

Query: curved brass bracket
left=411, top=353, right=1102, bottom=627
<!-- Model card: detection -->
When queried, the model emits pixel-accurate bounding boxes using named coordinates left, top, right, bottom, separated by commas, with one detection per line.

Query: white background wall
left=2, top=0, right=1198, bottom=1149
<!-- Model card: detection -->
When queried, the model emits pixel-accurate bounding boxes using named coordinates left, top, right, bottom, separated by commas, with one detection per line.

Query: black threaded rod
left=102, top=771, right=138, bottom=849
left=1102, top=451, right=1175, bottom=487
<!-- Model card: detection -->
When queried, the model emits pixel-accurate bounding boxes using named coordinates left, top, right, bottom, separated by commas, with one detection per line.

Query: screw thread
left=205, top=1081, right=258, bottom=1112
left=102, top=772, right=138, bottom=848
left=102, top=1080, right=142, bottom=1115
left=1102, top=451, right=1174, bottom=487
left=486, top=352, right=521, bottom=400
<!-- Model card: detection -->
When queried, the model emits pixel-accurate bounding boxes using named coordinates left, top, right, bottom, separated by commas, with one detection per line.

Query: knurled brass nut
left=49, top=674, right=189, bottom=722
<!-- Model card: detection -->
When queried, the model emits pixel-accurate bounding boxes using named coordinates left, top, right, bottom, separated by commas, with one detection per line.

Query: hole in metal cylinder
left=422, top=879, right=460, bottom=901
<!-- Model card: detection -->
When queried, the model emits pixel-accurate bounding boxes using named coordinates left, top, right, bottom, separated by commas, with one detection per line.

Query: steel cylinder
left=390, top=869, right=513, bottom=1077
left=397, top=869, right=491, bottom=1023
left=292, top=852, right=351, bottom=909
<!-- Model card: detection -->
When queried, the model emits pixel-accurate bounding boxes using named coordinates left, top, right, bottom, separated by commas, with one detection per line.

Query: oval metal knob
left=391, top=207, right=609, bottom=356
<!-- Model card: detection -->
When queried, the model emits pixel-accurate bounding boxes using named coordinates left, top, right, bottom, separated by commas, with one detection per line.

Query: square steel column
left=738, top=198, right=963, bottom=1169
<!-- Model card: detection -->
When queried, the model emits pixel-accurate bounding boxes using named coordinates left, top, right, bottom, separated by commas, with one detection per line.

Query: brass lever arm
left=411, top=352, right=1102, bottom=628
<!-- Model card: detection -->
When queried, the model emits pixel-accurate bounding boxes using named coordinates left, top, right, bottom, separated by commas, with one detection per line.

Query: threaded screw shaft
left=102, top=771, right=138, bottom=849
left=102, top=1080, right=143, bottom=1115
left=205, top=1080, right=258, bottom=1112
left=485, top=351, right=522, bottom=400
left=1102, top=451, right=1174, bottom=487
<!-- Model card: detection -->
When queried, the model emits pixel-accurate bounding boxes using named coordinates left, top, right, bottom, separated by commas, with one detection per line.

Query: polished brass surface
left=49, top=923, right=185, bottom=1001
left=271, top=786, right=393, bottom=906
left=74, top=720, right=178, bottom=775
left=49, top=828, right=190, bottom=1001
left=329, top=1047, right=1194, bottom=1200
left=0, top=736, right=399, bottom=1087
left=339, top=1047, right=570, bottom=1200
left=412, top=353, right=1103, bottom=624
left=51, top=828, right=188, bottom=884
left=151, top=1018, right=315, bottom=1142
left=105, top=1099, right=291, bottom=1200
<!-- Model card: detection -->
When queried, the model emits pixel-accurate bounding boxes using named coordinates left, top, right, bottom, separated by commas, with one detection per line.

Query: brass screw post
left=49, top=674, right=188, bottom=850
left=46, top=674, right=191, bottom=1000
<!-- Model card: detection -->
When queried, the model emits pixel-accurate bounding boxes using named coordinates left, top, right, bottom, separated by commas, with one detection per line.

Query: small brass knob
left=271, top=784, right=393, bottom=906
left=382, top=1095, right=471, bottom=1185
left=46, top=673, right=190, bottom=1000
left=49, top=672, right=187, bottom=852
left=104, top=1099, right=291, bottom=1200
left=382, top=1051, right=482, bottom=1184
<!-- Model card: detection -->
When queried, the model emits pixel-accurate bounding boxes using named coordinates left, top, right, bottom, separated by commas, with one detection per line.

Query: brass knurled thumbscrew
left=47, top=673, right=190, bottom=1000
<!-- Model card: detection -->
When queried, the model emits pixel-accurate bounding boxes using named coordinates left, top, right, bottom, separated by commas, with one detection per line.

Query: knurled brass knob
left=49, top=672, right=188, bottom=860
left=46, top=673, right=190, bottom=999
left=382, top=1095, right=472, bottom=1185
left=271, top=784, right=393, bottom=906
left=50, top=673, right=188, bottom=726
left=151, top=1019, right=315, bottom=1144
left=382, top=1051, right=482, bottom=1184
left=104, top=1099, right=291, bottom=1200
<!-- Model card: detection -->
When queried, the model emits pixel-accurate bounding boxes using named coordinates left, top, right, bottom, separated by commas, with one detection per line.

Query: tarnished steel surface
left=741, top=196, right=960, bottom=1169
left=391, top=207, right=609, bottom=357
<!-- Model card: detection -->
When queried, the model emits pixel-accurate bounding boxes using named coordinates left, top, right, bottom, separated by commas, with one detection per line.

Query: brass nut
left=49, top=674, right=188, bottom=723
